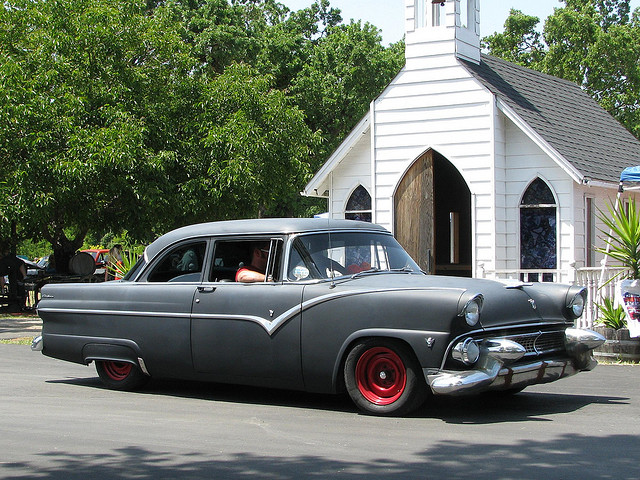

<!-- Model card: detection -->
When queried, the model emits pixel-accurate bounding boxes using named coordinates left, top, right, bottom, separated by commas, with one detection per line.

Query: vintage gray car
left=33, top=218, right=605, bottom=416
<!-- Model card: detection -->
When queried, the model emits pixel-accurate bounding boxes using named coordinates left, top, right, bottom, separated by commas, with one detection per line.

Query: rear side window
left=147, top=242, right=207, bottom=283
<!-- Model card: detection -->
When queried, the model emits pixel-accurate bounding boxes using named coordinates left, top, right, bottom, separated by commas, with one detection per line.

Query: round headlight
left=461, top=295, right=483, bottom=327
left=465, top=301, right=480, bottom=326
left=568, top=291, right=585, bottom=318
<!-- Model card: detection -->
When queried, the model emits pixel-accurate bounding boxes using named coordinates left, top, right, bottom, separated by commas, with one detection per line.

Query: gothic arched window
left=345, top=185, right=372, bottom=223
left=520, top=178, right=557, bottom=273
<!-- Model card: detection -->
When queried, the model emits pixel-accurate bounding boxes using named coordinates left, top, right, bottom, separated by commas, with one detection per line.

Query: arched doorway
left=394, top=149, right=472, bottom=276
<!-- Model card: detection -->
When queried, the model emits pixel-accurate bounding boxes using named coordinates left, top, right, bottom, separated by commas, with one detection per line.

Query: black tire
left=95, top=360, right=149, bottom=391
left=344, top=339, right=428, bottom=416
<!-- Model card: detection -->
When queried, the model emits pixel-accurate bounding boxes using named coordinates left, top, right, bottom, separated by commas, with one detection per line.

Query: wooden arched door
left=394, top=150, right=435, bottom=273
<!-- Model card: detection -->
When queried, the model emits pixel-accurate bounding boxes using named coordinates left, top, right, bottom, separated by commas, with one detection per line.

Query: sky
left=279, top=0, right=640, bottom=45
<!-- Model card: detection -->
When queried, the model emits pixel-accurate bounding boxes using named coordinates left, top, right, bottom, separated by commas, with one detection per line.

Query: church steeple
left=405, top=0, right=481, bottom=65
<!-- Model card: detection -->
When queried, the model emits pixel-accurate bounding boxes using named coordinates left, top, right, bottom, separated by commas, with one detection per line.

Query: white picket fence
left=478, top=265, right=629, bottom=329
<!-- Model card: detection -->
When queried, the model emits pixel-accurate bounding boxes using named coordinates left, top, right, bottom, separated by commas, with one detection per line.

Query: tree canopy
left=0, top=0, right=404, bottom=268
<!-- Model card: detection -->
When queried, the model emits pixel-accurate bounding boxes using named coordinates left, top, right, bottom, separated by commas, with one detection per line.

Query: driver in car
left=235, top=243, right=269, bottom=283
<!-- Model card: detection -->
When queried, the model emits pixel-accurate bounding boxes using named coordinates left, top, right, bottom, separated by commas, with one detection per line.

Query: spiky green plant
left=597, top=197, right=640, bottom=280
left=108, top=245, right=144, bottom=280
left=596, top=297, right=628, bottom=330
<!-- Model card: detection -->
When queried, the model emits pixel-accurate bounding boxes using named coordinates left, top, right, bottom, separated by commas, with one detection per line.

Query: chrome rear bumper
left=426, top=328, right=605, bottom=396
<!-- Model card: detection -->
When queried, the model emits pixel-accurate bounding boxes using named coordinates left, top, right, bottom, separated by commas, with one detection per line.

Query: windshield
left=287, top=232, right=421, bottom=281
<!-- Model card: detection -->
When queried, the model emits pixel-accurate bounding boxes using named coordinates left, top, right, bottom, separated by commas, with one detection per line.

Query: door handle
left=197, top=286, right=216, bottom=293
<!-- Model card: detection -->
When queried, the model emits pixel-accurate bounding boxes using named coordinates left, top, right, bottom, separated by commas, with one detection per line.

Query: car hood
left=332, top=272, right=576, bottom=329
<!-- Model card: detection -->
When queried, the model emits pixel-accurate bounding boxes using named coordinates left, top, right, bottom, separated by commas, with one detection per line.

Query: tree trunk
left=49, top=231, right=87, bottom=275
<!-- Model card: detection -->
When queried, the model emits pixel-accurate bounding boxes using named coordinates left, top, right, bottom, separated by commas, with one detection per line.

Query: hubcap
left=103, top=361, right=133, bottom=381
left=355, top=347, right=407, bottom=406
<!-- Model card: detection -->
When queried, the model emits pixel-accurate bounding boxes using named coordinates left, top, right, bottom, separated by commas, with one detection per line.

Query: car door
left=190, top=237, right=305, bottom=389
left=128, top=239, right=209, bottom=377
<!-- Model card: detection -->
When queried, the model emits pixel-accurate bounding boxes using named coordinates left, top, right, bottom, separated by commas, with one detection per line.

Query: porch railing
left=478, top=265, right=561, bottom=283
left=478, top=264, right=629, bottom=329
left=572, top=266, right=628, bottom=329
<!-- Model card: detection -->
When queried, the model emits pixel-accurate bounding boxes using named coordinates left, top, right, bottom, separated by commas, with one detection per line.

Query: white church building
left=303, top=0, right=640, bottom=287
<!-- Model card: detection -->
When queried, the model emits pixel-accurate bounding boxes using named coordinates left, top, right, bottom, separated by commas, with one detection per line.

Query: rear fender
left=41, top=333, right=143, bottom=367
left=82, top=342, right=141, bottom=366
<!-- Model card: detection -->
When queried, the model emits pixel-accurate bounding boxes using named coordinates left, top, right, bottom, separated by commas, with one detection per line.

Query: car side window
left=210, top=239, right=283, bottom=282
left=147, top=242, right=207, bottom=283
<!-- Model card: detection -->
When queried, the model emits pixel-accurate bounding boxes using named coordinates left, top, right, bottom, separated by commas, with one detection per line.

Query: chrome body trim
left=426, top=328, right=605, bottom=395
left=137, top=357, right=150, bottom=376
left=38, top=286, right=461, bottom=337
left=31, top=335, right=43, bottom=352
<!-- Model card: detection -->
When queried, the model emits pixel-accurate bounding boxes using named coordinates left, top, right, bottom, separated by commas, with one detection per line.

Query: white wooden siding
left=327, top=130, right=372, bottom=219
left=310, top=0, right=624, bottom=283
left=502, top=120, right=579, bottom=282
left=372, top=48, right=495, bottom=281
left=493, top=108, right=508, bottom=275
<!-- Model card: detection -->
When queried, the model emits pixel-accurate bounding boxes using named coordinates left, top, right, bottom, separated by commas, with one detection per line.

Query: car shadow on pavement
left=48, top=376, right=358, bottom=414
left=47, top=375, right=628, bottom=421
left=417, top=391, right=630, bottom=423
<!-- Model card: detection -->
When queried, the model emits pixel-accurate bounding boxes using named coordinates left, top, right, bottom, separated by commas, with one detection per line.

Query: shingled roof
left=461, top=54, right=640, bottom=184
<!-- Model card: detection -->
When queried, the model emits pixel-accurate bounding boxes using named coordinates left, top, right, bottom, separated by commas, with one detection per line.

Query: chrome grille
left=503, top=330, right=566, bottom=356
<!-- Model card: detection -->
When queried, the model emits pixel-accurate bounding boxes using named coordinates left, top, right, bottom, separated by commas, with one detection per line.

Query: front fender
left=331, top=328, right=451, bottom=392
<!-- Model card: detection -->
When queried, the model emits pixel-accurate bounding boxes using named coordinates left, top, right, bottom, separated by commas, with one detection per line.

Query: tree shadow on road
left=3, top=433, right=639, bottom=480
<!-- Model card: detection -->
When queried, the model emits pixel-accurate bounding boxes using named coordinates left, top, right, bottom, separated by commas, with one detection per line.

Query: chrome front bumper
left=31, top=335, right=43, bottom=351
left=426, top=328, right=605, bottom=396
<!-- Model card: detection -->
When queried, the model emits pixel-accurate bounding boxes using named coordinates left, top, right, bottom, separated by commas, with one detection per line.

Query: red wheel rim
left=102, top=361, right=133, bottom=381
left=355, top=347, right=406, bottom=405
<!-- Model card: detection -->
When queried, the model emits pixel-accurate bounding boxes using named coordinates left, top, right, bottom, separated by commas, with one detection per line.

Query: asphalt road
left=1, top=344, right=639, bottom=480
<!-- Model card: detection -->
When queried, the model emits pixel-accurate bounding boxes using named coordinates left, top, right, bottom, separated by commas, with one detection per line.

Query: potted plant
left=595, top=198, right=640, bottom=361
left=593, top=297, right=637, bottom=362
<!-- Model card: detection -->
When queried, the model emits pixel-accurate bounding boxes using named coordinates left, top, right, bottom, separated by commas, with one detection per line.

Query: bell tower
left=405, top=0, right=481, bottom=65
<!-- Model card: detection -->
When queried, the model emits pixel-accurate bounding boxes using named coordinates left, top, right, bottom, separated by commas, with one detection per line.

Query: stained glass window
left=520, top=179, right=557, bottom=271
left=345, top=185, right=372, bottom=223
left=521, top=177, right=555, bottom=206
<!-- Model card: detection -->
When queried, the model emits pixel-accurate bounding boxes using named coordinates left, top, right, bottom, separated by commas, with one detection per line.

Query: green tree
left=0, top=0, right=193, bottom=271
left=1, top=0, right=402, bottom=263
left=481, top=9, right=546, bottom=67
left=163, top=0, right=262, bottom=74
left=543, top=0, right=640, bottom=137
left=175, top=63, right=321, bottom=221
left=254, top=0, right=343, bottom=89
left=291, top=21, right=405, bottom=160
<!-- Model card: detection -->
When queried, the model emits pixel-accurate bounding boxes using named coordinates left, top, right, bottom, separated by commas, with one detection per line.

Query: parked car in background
left=33, top=219, right=605, bottom=416
left=81, top=249, right=110, bottom=267
left=81, top=248, right=110, bottom=278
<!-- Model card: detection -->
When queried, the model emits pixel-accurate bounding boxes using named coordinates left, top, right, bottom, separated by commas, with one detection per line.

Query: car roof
left=145, top=218, right=389, bottom=260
